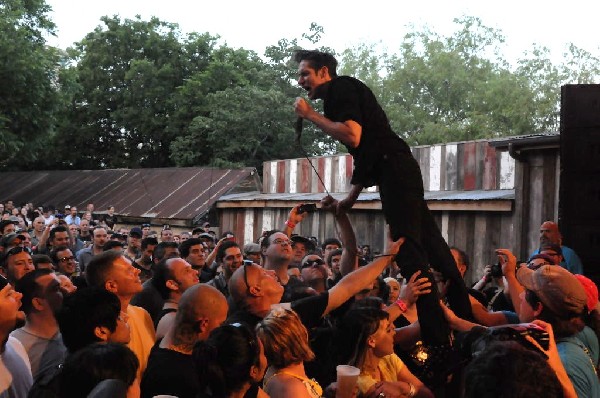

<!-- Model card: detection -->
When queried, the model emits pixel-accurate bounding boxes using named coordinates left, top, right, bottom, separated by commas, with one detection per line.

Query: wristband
left=394, top=298, right=408, bottom=312
left=285, top=220, right=296, bottom=229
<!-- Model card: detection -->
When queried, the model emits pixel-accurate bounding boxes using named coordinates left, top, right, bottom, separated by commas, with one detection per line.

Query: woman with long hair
left=256, top=308, right=322, bottom=398
left=193, top=323, right=268, bottom=398
left=340, top=307, right=433, bottom=398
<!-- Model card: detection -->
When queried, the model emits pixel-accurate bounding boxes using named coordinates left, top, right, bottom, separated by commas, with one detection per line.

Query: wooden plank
left=528, top=153, right=545, bottom=253
left=289, top=159, right=298, bottom=194
left=474, top=142, right=485, bottom=190
left=499, top=151, right=515, bottom=189
left=276, top=161, right=285, bottom=193
left=317, top=157, right=326, bottom=193
left=300, top=159, right=311, bottom=193
left=470, top=213, right=488, bottom=285
left=422, top=147, right=431, bottom=192
left=463, top=142, right=477, bottom=190
left=324, top=157, right=332, bottom=193
left=429, top=145, right=442, bottom=191
left=445, top=144, right=458, bottom=191
left=346, top=155, right=354, bottom=193
left=482, top=144, right=498, bottom=190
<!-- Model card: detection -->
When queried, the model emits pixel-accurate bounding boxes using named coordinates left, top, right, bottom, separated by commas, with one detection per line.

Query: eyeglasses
left=271, top=238, right=291, bottom=246
left=59, top=256, right=76, bottom=263
left=301, top=259, right=325, bottom=269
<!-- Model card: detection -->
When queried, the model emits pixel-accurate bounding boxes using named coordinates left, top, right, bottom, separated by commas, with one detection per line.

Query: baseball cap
left=129, top=227, right=143, bottom=238
left=516, top=265, right=587, bottom=317
left=199, top=233, right=215, bottom=241
left=290, top=235, right=316, bottom=252
left=243, top=242, right=261, bottom=255
left=574, top=274, right=599, bottom=314
left=0, top=233, right=25, bottom=248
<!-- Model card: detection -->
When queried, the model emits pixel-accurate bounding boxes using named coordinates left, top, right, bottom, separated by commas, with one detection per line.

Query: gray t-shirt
left=9, top=328, right=66, bottom=381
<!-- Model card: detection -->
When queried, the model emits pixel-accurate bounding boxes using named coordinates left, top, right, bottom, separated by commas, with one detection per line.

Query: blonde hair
left=256, top=307, right=314, bottom=369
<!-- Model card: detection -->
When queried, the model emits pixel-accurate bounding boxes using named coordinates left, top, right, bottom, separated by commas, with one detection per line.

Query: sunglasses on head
left=5, top=246, right=31, bottom=257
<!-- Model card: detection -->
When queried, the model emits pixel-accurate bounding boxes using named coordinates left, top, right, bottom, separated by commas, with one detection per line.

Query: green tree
left=0, top=0, right=60, bottom=169
left=382, top=17, right=537, bottom=145
left=54, top=16, right=216, bottom=169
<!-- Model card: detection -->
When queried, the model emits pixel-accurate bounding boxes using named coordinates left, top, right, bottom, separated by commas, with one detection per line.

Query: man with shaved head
left=531, top=221, right=583, bottom=274
left=140, top=284, right=228, bottom=398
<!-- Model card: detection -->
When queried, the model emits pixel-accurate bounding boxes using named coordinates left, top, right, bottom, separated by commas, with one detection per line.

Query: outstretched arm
left=321, top=195, right=358, bottom=276
left=324, top=230, right=405, bottom=316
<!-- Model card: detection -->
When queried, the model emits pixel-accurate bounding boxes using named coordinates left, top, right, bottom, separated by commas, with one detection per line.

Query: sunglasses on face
left=301, top=259, right=325, bottom=269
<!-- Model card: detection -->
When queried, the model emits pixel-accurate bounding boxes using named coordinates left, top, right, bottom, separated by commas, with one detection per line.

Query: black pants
left=378, top=152, right=473, bottom=345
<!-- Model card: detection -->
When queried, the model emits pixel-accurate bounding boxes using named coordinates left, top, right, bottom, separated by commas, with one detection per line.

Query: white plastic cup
left=336, top=365, right=360, bottom=398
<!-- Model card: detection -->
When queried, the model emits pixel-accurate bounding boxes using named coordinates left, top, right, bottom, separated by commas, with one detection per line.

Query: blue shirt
left=531, top=245, right=584, bottom=275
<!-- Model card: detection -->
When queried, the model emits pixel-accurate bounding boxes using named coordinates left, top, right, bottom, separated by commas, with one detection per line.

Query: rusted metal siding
left=0, top=167, right=260, bottom=225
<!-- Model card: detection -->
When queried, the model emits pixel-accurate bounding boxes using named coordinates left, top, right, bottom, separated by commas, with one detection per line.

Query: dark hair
left=49, top=245, right=71, bottom=266
left=85, top=250, right=123, bottom=288
left=216, top=241, right=240, bottom=264
left=339, top=307, right=388, bottom=369
left=153, top=241, right=179, bottom=262
left=193, top=324, right=261, bottom=396
left=15, top=268, right=54, bottom=314
left=294, top=50, right=338, bottom=77
left=259, top=230, right=283, bottom=256
left=327, top=248, right=343, bottom=268
left=32, top=254, right=53, bottom=269
left=464, top=341, right=562, bottom=398
left=179, top=238, right=204, bottom=258
left=322, top=238, right=342, bottom=251
left=102, top=240, right=124, bottom=251
left=141, top=237, right=158, bottom=250
left=151, top=258, right=175, bottom=300
left=55, top=287, right=121, bottom=353
left=59, top=343, right=138, bottom=398
left=49, top=225, right=69, bottom=242
left=525, top=289, right=585, bottom=338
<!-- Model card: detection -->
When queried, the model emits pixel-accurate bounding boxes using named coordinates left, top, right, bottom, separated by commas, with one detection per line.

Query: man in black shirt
left=293, top=50, right=472, bottom=346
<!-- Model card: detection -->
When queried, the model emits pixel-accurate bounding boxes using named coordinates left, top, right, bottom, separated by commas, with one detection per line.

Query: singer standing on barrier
left=293, top=50, right=472, bottom=347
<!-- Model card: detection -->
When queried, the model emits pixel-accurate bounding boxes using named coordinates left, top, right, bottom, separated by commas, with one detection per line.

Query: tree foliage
left=3, top=8, right=600, bottom=172
left=0, top=0, right=59, bottom=168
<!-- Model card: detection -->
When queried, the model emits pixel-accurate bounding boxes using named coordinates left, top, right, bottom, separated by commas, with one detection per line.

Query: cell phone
left=297, top=203, right=317, bottom=214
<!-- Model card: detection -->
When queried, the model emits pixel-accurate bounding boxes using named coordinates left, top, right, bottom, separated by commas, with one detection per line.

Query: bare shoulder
left=266, top=374, right=313, bottom=398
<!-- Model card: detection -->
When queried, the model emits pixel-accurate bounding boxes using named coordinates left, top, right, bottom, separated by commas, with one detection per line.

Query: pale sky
left=45, top=0, right=600, bottom=67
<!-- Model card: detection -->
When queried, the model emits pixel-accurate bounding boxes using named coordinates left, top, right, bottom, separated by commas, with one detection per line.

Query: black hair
left=216, top=240, right=240, bottom=264
left=179, top=238, right=204, bottom=258
left=49, top=225, right=69, bottom=241
left=152, top=241, right=179, bottom=262
left=55, top=287, right=121, bottom=353
left=59, top=343, right=138, bottom=398
left=338, top=306, right=388, bottom=369
left=322, top=237, right=342, bottom=251
left=193, top=324, right=261, bottom=397
left=525, top=289, right=585, bottom=338
left=15, top=268, right=54, bottom=315
left=32, top=254, right=53, bottom=269
left=140, top=237, right=158, bottom=250
left=294, top=50, right=338, bottom=77
left=327, top=248, right=343, bottom=268
left=464, top=341, right=562, bottom=398
left=102, top=240, right=124, bottom=251
left=49, top=245, right=70, bottom=266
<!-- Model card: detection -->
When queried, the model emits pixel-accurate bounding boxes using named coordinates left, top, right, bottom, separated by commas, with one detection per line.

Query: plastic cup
left=336, top=365, right=360, bottom=398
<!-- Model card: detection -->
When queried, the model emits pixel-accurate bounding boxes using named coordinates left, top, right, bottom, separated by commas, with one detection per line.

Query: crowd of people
left=0, top=196, right=598, bottom=398
left=1, top=49, right=598, bottom=398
